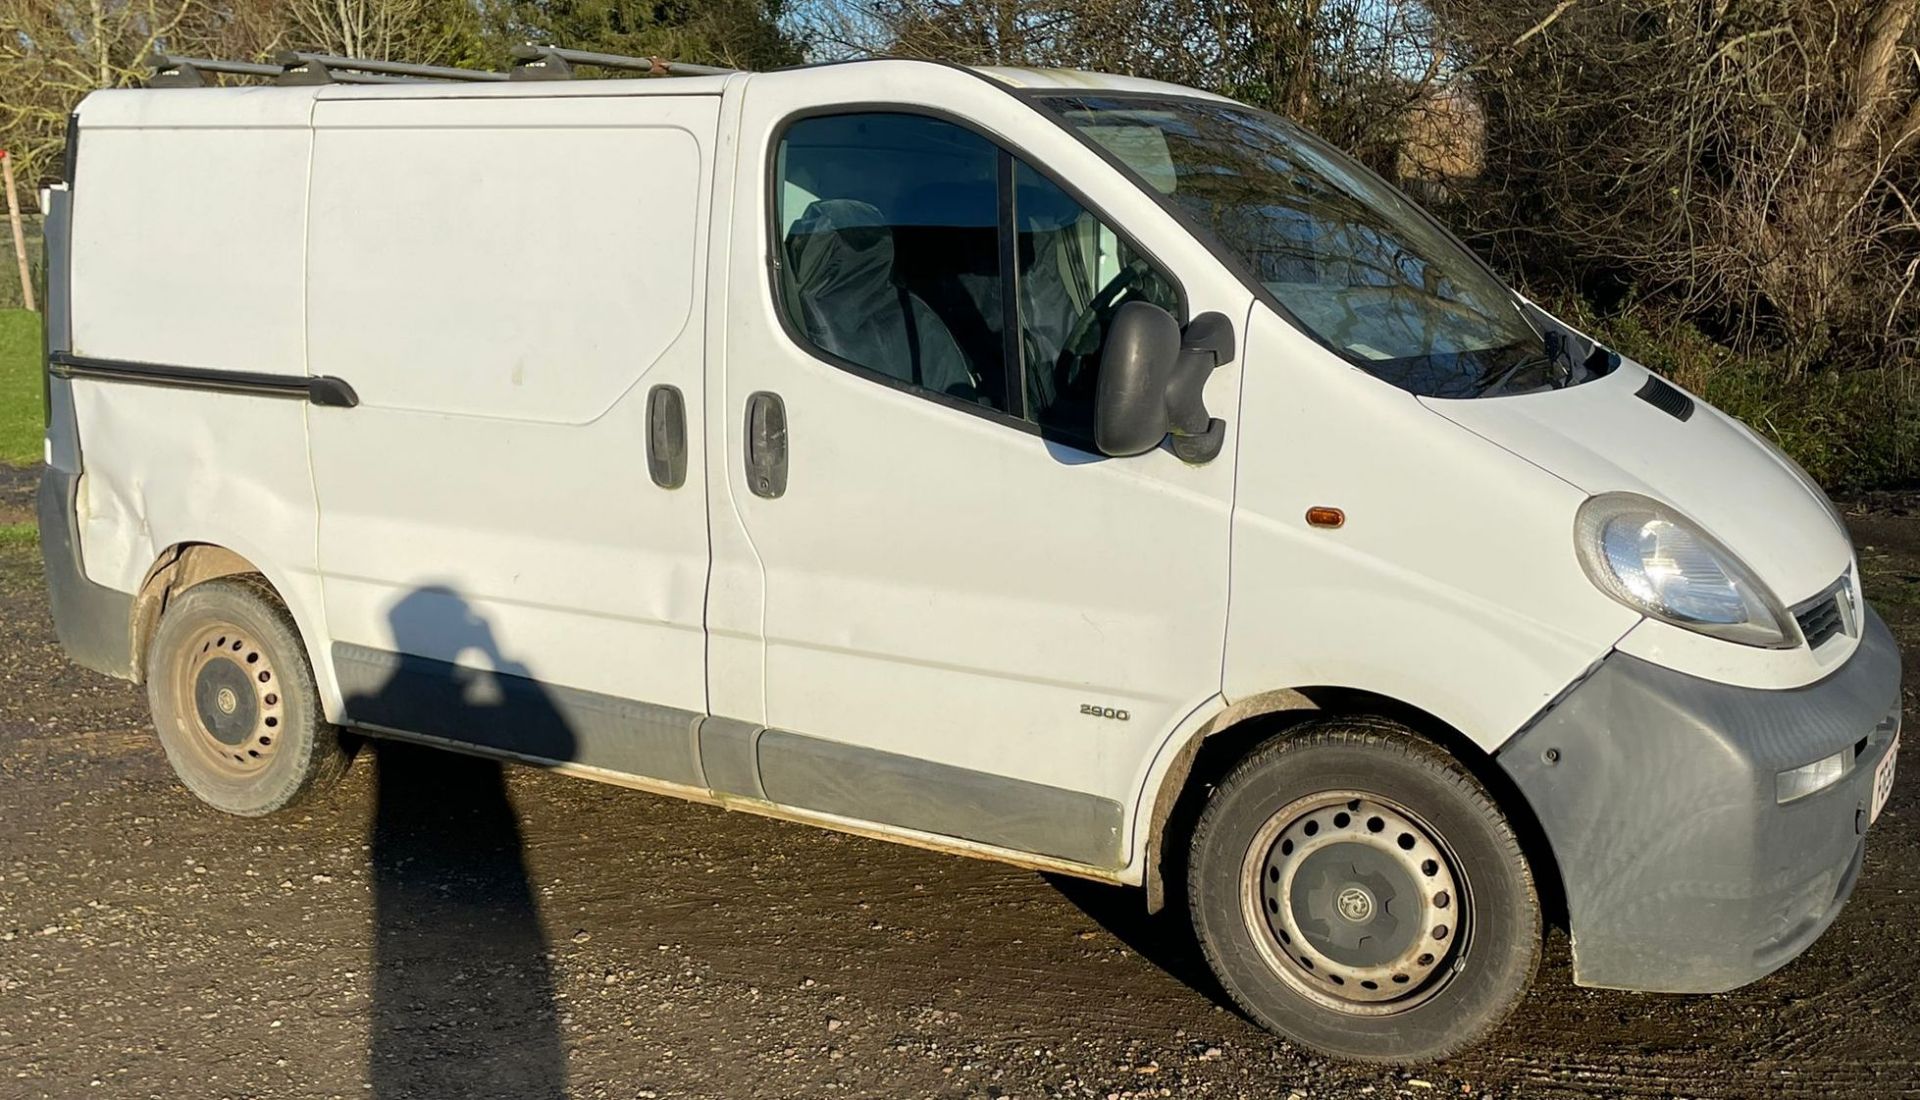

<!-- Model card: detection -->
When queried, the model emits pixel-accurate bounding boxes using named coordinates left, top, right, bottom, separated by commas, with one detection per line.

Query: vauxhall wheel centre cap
left=1336, top=885, right=1376, bottom=923
left=216, top=687, right=239, bottom=715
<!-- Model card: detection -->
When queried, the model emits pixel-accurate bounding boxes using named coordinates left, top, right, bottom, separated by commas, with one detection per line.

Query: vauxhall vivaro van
left=38, top=49, right=1901, bottom=1062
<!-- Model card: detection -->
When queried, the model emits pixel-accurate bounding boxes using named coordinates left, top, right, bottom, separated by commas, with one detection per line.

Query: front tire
left=146, top=576, right=350, bottom=816
left=1187, top=718, right=1539, bottom=1064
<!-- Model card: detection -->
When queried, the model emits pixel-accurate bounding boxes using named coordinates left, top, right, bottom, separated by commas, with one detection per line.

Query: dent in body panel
left=68, top=384, right=319, bottom=594
left=38, top=466, right=137, bottom=679
left=325, top=630, right=1126, bottom=871
left=305, top=99, right=713, bottom=424
left=63, top=382, right=331, bottom=707
left=309, top=398, right=711, bottom=716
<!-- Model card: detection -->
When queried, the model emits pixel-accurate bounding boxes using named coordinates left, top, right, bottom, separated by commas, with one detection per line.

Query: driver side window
left=1014, top=162, right=1180, bottom=440
left=773, top=110, right=1179, bottom=445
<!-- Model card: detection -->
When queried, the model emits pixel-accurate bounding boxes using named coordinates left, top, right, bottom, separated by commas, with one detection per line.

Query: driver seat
left=783, top=199, right=981, bottom=403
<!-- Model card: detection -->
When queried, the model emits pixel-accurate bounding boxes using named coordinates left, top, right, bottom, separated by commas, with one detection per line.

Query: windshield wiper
left=1475, top=353, right=1556, bottom=397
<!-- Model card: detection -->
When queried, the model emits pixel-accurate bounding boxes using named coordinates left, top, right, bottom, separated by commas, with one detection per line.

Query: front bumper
left=1499, top=606, right=1901, bottom=993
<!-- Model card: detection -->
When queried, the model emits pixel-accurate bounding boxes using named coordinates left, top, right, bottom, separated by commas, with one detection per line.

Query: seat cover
left=785, top=199, right=978, bottom=402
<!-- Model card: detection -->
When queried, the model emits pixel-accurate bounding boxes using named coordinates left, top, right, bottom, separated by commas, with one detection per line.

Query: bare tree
left=0, top=0, right=288, bottom=188
left=1434, top=0, right=1920, bottom=371
left=282, top=0, right=469, bottom=62
left=801, top=0, right=1451, bottom=177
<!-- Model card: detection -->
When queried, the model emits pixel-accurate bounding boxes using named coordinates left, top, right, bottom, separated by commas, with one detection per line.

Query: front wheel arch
left=1142, top=688, right=1566, bottom=932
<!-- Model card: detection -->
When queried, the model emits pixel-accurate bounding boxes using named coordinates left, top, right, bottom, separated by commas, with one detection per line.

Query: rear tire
left=1187, top=717, right=1539, bottom=1064
left=146, top=576, right=350, bottom=816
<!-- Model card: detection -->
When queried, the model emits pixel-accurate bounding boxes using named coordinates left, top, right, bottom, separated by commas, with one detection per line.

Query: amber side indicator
left=1305, top=506, right=1345, bottom=529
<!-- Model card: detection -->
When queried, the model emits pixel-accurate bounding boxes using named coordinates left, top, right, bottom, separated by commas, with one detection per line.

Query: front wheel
left=1187, top=718, right=1540, bottom=1064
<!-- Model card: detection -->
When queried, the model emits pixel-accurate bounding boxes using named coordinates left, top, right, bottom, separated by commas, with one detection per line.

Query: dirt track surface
left=1, top=489, right=1917, bottom=1100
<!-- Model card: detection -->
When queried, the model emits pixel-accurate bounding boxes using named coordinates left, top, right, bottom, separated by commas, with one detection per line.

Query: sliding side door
left=305, top=91, right=719, bottom=783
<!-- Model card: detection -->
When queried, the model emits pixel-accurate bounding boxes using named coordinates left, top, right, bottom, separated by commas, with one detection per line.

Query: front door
left=706, top=67, right=1251, bottom=869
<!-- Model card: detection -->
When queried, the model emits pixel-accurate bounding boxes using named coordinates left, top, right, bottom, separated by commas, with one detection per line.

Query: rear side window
left=774, top=112, right=1179, bottom=441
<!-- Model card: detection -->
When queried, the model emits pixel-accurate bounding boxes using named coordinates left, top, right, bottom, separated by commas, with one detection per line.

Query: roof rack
left=508, top=45, right=734, bottom=80
left=276, top=51, right=510, bottom=85
left=146, top=46, right=734, bottom=89
left=149, top=54, right=283, bottom=88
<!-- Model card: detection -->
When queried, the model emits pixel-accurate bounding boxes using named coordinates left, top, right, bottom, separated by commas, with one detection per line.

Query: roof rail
left=149, top=53, right=282, bottom=88
left=145, top=46, right=733, bottom=89
left=508, top=44, right=734, bottom=81
left=275, top=52, right=509, bottom=85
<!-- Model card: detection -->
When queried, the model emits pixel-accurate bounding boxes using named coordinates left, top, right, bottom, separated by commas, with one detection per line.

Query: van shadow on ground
left=1043, top=873, right=1241, bottom=1016
left=351, top=587, right=571, bottom=1099
left=346, top=586, right=1242, bottom=1095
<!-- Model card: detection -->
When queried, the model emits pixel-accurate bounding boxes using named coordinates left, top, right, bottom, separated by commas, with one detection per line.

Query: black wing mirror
left=1093, top=302, right=1232, bottom=462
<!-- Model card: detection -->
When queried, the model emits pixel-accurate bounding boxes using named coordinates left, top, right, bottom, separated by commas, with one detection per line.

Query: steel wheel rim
left=169, top=622, right=285, bottom=779
left=1239, top=790, right=1468, bottom=1016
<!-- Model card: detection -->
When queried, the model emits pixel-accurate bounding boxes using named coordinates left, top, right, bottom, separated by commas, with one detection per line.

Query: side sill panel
left=353, top=720, right=1127, bottom=884
left=757, top=729, right=1125, bottom=868
left=332, top=643, right=1127, bottom=873
left=333, top=642, right=706, bottom=788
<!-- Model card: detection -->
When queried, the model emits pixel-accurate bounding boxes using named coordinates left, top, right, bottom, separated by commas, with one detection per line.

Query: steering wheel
left=1061, top=259, right=1157, bottom=361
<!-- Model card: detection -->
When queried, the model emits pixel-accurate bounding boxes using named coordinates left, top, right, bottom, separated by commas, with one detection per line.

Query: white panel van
left=37, top=55, right=1902, bottom=1063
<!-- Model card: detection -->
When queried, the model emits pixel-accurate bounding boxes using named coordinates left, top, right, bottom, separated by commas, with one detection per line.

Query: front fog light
left=1776, top=750, right=1853, bottom=803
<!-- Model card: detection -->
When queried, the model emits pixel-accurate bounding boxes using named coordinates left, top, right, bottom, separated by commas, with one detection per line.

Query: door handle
left=646, top=384, right=687, bottom=489
left=744, top=391, right=787, bottom=499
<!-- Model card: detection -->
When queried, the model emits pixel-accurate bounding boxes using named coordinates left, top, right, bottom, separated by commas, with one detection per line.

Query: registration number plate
left=1872, top=733, right=1899, bottom=826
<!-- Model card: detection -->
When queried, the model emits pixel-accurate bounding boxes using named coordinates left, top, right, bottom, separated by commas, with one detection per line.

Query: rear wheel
left=1187, top=718, right=1539, bottom=1064
left=146, top=576, right=350, bottom=816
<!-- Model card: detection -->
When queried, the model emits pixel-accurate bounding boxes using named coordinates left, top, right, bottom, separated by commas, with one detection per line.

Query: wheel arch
left=1141, top=686, right=1566, bottom=930
left=131, top=543, right=295, bottom=683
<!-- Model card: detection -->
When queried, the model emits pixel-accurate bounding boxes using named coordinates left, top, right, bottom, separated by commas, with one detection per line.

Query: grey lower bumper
left=38, top=465, right=135, bottom=681
left=1499, top=608, right=1901, bottom=993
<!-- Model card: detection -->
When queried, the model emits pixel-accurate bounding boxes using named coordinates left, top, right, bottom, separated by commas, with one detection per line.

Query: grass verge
left=0, top=309, right=44, bottom=467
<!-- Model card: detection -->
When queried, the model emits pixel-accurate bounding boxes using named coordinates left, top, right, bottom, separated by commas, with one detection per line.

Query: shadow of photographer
left=350, top=586, right=572, bottom=1099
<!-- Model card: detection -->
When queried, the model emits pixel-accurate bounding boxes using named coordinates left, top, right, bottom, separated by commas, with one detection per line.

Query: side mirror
left=1093, top=302, right=1232, bottom=462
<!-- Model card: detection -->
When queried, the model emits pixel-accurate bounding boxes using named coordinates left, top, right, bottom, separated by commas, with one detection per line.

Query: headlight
left=1574, top=493, right=1797, bottom=648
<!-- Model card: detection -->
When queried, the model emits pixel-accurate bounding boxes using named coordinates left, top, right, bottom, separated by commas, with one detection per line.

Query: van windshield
left=1043, top=94, right=1554, bottom=398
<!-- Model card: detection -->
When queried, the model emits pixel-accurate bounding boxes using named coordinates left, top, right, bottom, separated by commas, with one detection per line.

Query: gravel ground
left=1, top=469, right=1916, bottom=1099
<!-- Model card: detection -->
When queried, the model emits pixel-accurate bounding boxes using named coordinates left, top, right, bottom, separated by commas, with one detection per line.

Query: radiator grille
left=1792, top=572, right=1855, bottom=649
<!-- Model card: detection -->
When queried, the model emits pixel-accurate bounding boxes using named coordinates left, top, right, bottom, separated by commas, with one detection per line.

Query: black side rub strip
left=49, top=352, right=359, bottom=408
